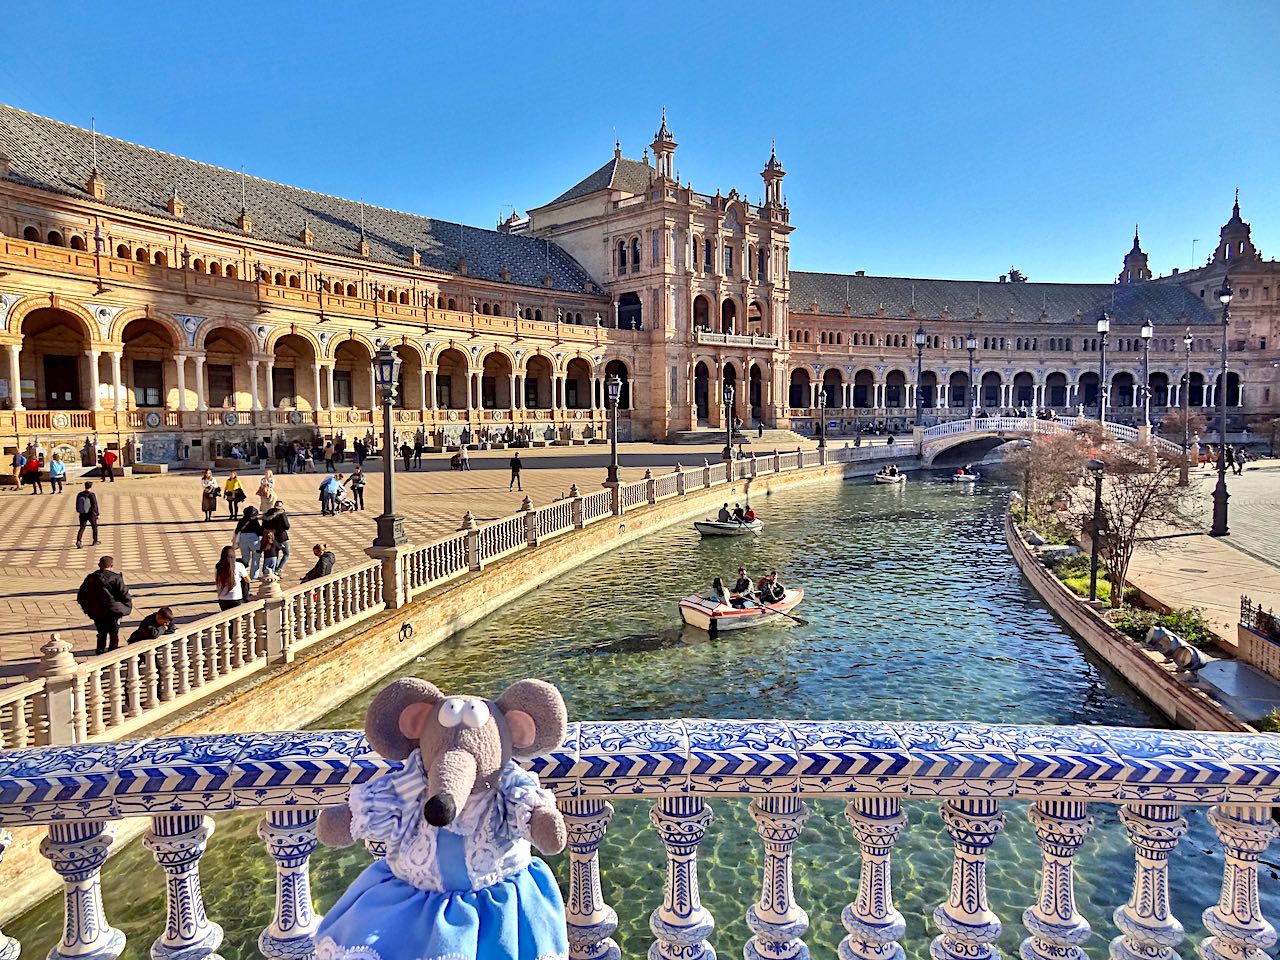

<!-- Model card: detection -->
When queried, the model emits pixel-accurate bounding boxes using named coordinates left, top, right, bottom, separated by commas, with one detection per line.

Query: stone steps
left=666, top=428, right=810, bottom=446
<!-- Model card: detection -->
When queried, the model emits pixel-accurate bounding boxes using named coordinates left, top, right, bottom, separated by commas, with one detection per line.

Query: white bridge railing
left=0, top=720, right=1276, bottom=960
left=920, top=416, right=1184, bottom=457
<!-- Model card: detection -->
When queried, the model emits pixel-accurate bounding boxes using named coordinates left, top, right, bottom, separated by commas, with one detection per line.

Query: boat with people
left=678, top=588, right=804, bottom=634
left=874, top=465, right=907, bottom=485
left=951, top=464, right=980, bottom=483
left=694, top=518, right=763, bottom=536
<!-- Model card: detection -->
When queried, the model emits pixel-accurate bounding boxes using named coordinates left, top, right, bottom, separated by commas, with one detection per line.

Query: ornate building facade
left=0, top=104, right=1274, bottom=465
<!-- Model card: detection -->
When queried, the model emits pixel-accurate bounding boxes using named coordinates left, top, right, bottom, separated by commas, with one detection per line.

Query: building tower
left=762, top=142, right=785, bottom=207
left=1118, top=225, right=1152, bottom=283
left=1214, top=190, right=1258, bottom=264
left=651, top=108, right=676, bottom=181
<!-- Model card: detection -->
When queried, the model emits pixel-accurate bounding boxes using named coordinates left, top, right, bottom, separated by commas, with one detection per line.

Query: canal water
left=10, top=476, right=1271, bottom=960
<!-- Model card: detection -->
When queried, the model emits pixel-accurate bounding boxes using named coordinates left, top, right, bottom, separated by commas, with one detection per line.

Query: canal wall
left=0, top=452, right=911, bottom=924
left=1003, top=511, right=1248, bottom=733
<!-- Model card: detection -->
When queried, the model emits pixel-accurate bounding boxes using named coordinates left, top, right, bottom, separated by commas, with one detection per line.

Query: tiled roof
left=0, top=105, right=602, bottom=296
left=790, top=271, right=1220, bottom=326
left=547, top=155, right=654, bottom=205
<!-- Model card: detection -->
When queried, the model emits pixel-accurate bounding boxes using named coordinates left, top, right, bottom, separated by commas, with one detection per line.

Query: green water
left=9, top=477, right=1272, bottom=959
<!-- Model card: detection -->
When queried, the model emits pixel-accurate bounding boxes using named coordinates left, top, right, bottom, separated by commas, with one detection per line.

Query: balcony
left=693, top=330, right=781, bottom=349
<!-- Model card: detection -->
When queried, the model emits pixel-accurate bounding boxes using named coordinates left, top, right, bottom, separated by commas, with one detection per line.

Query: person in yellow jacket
left=224, top=471, right=246, bottom=520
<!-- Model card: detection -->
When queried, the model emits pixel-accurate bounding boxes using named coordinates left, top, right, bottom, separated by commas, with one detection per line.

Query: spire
left=613, top=138, right=621, bottom=160
left=1233, top=187, right=1240, bottom=220
left=650, top=108, right=677, bottom=179
left=764, top=139, right=784, bottom=173
left=1215, top=188, right=1257, bottom=263
left=761, top=140, right=785, bottom=207
left=1119, top=222, right=1150, bottom=283
left=1132, top=223, right=1141, bottom=251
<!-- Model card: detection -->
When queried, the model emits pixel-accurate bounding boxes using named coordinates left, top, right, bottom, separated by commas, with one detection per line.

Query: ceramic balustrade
left=2, top=721, right=1279, bottom=960
left=476, top=515, right=528, bottom=562
left=404, top=533, right=468, bottom=596
left=652, top=473, right=680, bottom=500
left=619, top=480, right=647, bottom=509
left=283, top=561, right=384, bottom=655
left=582, top=489, right=613, bottom=522
left=537, top=500, right=575, bottom=540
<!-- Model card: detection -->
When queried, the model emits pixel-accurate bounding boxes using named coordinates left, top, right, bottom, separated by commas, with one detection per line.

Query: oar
left=742, top=593, right=808, bottom=626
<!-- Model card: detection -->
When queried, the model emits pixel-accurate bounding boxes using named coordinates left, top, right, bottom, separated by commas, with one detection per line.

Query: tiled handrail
left=1, top=720, right=1277, bottom=960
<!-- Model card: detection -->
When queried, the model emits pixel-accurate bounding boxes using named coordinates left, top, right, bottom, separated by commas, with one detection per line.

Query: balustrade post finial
left=1021, top=800, right=1094, bottom=960
left=649, top=796, right=715, bottom=960
left=842, top=797, right=908, bottom=960
left=521, top=495, right=534, bottom=512
left=1199, top=804, right=1280, bottom=960
left=1110, top=803, right=1188, bottom=960
left=747, top=795, right=811, bottom=960
left=257, top=809, right=322, bottom=960
left=931, top=798, right=1005, bottom=960
left=41, top=820, right=126, bottom=960
left=0, top=832, right=20, bottom=960
left=144, top=814, right=223, bottom=960
left=561, top=798, right=621, bottom=960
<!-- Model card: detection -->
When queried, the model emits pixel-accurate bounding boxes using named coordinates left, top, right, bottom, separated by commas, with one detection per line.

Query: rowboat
left=693, top=518, right=763, bottom=537
left=951, top=472, right=980, bottom=483
left=678, top=589, right=804, bottom=634
left=874, top=472, right=906, bottom=485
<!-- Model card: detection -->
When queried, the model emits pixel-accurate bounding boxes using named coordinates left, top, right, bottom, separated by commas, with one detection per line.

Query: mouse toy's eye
left=438, top=698, right=465, bottom=728
left=461, top=700, right=490, bottom=729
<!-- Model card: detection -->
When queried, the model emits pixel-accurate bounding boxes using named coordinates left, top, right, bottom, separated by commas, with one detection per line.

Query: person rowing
left=731, top=502, right=746, bottom=523
left=717, top=503, right=731, bottom=523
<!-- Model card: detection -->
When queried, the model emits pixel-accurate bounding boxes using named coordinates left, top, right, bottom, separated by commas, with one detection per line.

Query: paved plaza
left=0, top=440, right=827, bottom=678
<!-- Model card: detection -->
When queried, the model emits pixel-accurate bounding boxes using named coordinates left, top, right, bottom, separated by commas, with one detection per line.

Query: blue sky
left=2, top=1, right=1276, bottom=283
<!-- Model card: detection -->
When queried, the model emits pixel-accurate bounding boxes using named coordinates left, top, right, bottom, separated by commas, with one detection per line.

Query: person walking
left=757, top=418, right=764, bottom=439
left=318, top=474, right=341, bottom=516
left=74, top=481, right=101, bottom=548
left=400, top=440, right=413, bottom=472
left=259, top=530, right=282, bottom=575
left=509, top=452, right=523, bottom=491
left=200, top=469, right=219, bottom=521
left=302, top=446, right=315, bottom=474
left=234, top=506, right=264, bottom=579
left=10, top=449, right=26, bottom=483
left=346, top=467, right=366, bottom=510
left=323, top=441, right=335, bottom=472
left=256, top=469, right=276, bottom=515
left=214, top=544, right=250, bottom=610
left=1236, top=447, right=1249, bottom=474
left=48, top=453, right=66, bottom=494
left=224, top=471, right=246, bottom=520
left=300, top=542, right=336, bottom=583
left=413, top=438, right=424, bottom=470
left=77, top=555, right=133, bottom=654
left=20, top=454, right=42, bottom=494
left=262, top=500, right=291, bottom=573
left=334, top=435, right=347, bottom=464
left=100, top=447, right=117, bottom=482
left=1225, top=444, right=1236, bottom=476
left=459, top=444, right=470, bottom=471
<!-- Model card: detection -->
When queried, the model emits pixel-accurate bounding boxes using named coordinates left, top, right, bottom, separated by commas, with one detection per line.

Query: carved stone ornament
left=145, top=412, right=162, bottom=428
left=86, top=303, right=123, bottom=339
left=222, top=411, right=239, bottom=427
left=51, top=412, right=71, bottom=430
left=176, top=314, right=206, bottom=348
left=288, top=411, right=304, bottom=425
left=0, top=293, right=21, bottom=328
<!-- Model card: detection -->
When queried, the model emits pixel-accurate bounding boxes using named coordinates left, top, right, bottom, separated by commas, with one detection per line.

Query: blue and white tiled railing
left=2, top=719, right=1279, bottom=960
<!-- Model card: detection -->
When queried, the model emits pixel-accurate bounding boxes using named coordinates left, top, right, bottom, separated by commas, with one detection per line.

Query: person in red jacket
left=100, top=448, right=118, bottom=482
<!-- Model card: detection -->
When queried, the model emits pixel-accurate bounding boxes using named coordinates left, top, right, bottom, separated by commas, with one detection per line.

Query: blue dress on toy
left=314, top=750, right=568, bottom=960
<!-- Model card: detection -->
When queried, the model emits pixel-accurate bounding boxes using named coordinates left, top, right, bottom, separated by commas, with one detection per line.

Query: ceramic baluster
left=561, top=798, right=621, bottom=960
left=842, top=796, right=908, bottom=960
left=0, top=831, right=20, bottom=960
left=40, top=820, right=126, bottom=960
left=143, top=814, right=223, bottom=960
left=649, top=796, right=715, bottom=960
left=364, top=839, right=387, bottom=860
left=1110, top=803, right=1187, bottom=960
left=1199, top=804, right=1279, bottom=960
left=257, top=808, right=321, bottom=959
left=1021, top=800, right=1094, bottom=960
left=931, top=798, right=1005, bottom=960
left=747, top=795, right=811, bottom=960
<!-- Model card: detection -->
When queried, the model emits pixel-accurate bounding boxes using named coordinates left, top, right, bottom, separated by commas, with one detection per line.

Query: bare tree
left=1066, top=442, right=1197, bottom=607
left=1159, top=408, right=1208, bottom=445
left=1005, top=431, right=1090, bottom=523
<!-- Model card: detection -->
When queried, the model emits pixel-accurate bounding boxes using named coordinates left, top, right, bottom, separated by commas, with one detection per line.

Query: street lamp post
left=1096, top=311, right=1110, bottom=422
left=1210, top=276, right=1232, bottom=537
left=1180, top=329, right=1193, bottom=486
left=371, top=344, right=406, bottom=548
left=817, top=391, right=827, bottom=449
left=966, top=331, right=977, bottom=419
left=914, top=325, right=927, bottom=428
left=1140, top=320, right=1153, bottom=429
left=605, top=374, right=622, bottom=485
left=1088, top=458, right=1105, bottom=602
left=722, top=383, right=735, bottom=462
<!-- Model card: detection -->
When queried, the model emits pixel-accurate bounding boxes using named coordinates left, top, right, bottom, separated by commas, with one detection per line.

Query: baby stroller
left=334, top=488, right=358, bottom=514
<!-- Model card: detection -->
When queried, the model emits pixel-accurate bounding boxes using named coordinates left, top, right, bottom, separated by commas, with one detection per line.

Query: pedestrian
left=74, top=481, right=101, bottom=548
left=1237, top=447, right=1249, bottom=474
left=283, top=443, right=295, bottom=475
left=354, top=438, right=366, bottom=466
left=48, top=452, right=66, bottom=494
left=757, top=419, right=764, bottom=439
left=300, top=542, right=336, bottom=583
left=100, top=447, right=118, bottom=482
left=256, top=469, right=276, bottom=514
left=319, top=474, right=341, bottom=516
left=262, top=500, right=291, bottom=573
left=257, top=441, right=269, bottom=464
left=302, top=447, right=314, bottom=473
left=77, top=555, right=133, bottom=655
left=413, top=438, right=424, bottom=470
left=200, top=469, right=219, bottom=521
left=347, top=467, right=366, bottom=510
left=1226, top=445, right=1237, bottom=475
left=259, top=529, right=282, bottom=575
left=324, top=441, right=335, bottom=472
left=10, top=449, right=26, bottom=482
left=20, top=454, right=42, bottom=494
left=224, top=471, right=246, bottom=519
left=235, top=506, right=263, bottom=579
left=128, top=606, right=175, bottom=644
left=459, top=444, right=470, bottom=471
left=400, top=441, right=413, bottom=472
left=509, top=452, right=523, bottom=491
left=214, top=544, right=251, bottom=610
left=335, top=435, right=347, bottom=464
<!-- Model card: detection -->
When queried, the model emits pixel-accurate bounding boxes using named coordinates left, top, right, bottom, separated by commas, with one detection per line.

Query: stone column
left=464, top=370, right=474, bottom=412
left=264, top=360, right=275, bottom=410
left=419, top=370, right=427, bottom=411
left=193, top=356, right=207, bottom=411
left=109, top=351, right=124, bottom=411
left=7, top=344, right=23, bottom=412
left=509, top=374, right=519, bottom=411
left=325, top=365, right=336, bottom=409
left=86, top=349, right=101, bottom=410
left=248, top=359, right=261, bottom=411
left=174, top=355, right=188, bottom=412
left=425, top=369, right=436, bottom=410
left=311, top=362, right=322, bottom=411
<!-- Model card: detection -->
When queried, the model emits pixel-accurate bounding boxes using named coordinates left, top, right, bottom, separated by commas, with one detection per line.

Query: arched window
left=23, top=226, right=40, bottom=242
left=630, top=237, right=641, bottom=270
left=117, top=244, right=131, bottom=259
left=70, top=235, right=86, bottom=251
left=704, top=237, right=713, bottom=272
left=209, top=262, right=223, bottom=276
left=347, top=283, right=358, bottom=297
left=534, top=309, right=542, bottom=321
left=192, top=258, right=205, bottom=272
left=447, top=298, right=457, bottom=310
left=225, top=264, right=237, bottom=279
left=757, top=247, right=767, bottom=281
left=617, top=241, right=627, bottom=274
left=400, top=291, right=410, bottom=304
left=47, top=230, right=65, bottom=247
left=288, top=275, right=301, bottom=288
left=153, top=250, right=167, bottom=267
left=135, top=247, right=148, bottom=262
left=481, top=303, right=490, bottom=315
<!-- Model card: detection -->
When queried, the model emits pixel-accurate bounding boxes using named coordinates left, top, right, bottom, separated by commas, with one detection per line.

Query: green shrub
left=1061, top=573, right=1110, bottom=602
left=1111, top=608, right=1159, bottom=643
left=1256, top=709, right=1280, bottom=734
left=1108, top=606, right=1214, bottom=649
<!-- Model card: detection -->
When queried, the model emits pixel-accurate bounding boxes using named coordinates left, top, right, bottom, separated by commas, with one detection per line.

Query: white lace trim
left=315, top=936, right=565, bottom=960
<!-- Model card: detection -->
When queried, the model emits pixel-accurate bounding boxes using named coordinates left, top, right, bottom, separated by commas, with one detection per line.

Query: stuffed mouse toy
left=314, top=677, right=569, bottom=960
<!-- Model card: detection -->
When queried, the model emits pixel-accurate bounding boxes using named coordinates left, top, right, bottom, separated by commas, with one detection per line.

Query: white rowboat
left=951, top=472, right=980, bottom=483
left=874, top=473, right=906, bottom=485
left=693, top=518, right=763, bottom=537
left=678, top=589, right=804, bottom=633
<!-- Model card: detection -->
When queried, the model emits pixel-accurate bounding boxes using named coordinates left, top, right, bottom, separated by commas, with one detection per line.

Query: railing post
left=41, top=821, right=126, bottom=960
left=747, top=795, right=811, bottom=960
left=749, top=455, right=758, bottom=478
left=795, top=445, right=802, bottom=470
left=818, top=445, right=828, bottom=466
left=645, top=468, right=656, bottom=504
left=257, top=576, right=291, bottom=664
left=607, top=481, right=622, bottom=517
left=144, top=814, right=223, bottom=960
left=365, top=542, right=410, bottom=610
left=932, top=798, right=1005, bottom=960
left=561, top=798, right=621, bottom=960
left=34, top=633, right=81, bottom=746
left=461, top=511, right=482, bottom=571
left=843, top=797, right=908, bottom=960
left=1022, top=800, right=1094, bottom=960
left=257, top=808, right=322, bottom=960
left=0, top=833, right=20, bottom=960
left=1198, top=804, right=1279, bottom=960
left=650, top=796, right=715, bottom=960
left=1111, top=803, right=1187, bottom=960
left=702, top=459, right=711, bottom=488
left=522, top=495, right=539, bottom=546
left=674, top=464, right=686, bottom=497
left=774, top=449, right=782, bottom=473
left=569, top=484, right=585, bottom=529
